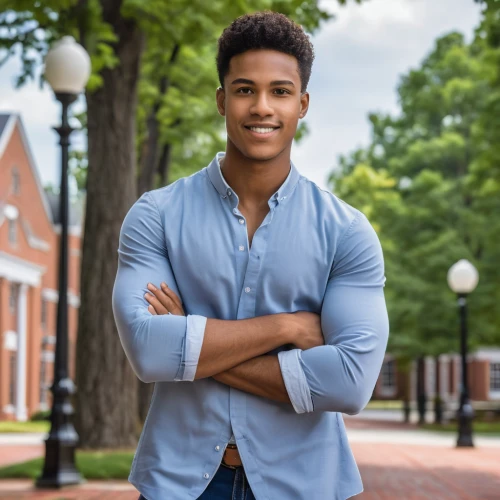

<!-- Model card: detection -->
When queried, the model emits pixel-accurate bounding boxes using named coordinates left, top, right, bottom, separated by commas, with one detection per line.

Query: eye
left=236, top=87, right=253, bottom=94
left=273, top=88, right=290, bottom=96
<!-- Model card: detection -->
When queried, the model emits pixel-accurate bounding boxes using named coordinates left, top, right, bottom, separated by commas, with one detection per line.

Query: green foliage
left=329, top=29, right=500, bottom=358
left=0, top=0, right=357, bottom=189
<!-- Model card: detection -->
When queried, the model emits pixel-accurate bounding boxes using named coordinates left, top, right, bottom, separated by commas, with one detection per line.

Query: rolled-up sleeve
left=112, top=192, right=207, bottom=383
left=279, top=212, right=389, bottom=415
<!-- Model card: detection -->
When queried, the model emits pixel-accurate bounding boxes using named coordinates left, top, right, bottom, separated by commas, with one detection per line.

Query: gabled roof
left=0, top=113, right=55, bottom=228
left=0, top=115, right=10, bottom=138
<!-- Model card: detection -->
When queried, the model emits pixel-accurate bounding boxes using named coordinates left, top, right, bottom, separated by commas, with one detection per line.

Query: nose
left=249, top=92, right=274, bottom=117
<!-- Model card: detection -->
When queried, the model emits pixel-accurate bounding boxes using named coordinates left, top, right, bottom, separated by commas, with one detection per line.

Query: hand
left=285, top=311, right=323, bottom=351
left=144, top=282, right=185, bottom=316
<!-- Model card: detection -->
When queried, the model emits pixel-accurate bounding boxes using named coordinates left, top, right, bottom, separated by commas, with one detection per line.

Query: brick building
left=374, top=349, right=500, bottom=404
left=0, top=113, right=82, bottom=421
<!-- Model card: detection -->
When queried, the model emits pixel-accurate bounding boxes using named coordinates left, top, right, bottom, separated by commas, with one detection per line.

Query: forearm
left=213, top=355, right=291, bottom=404
left=195, top=315, right=291, bottom=379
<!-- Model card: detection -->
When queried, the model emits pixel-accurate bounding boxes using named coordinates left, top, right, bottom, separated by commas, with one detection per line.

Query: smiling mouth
left=245, top=126, right=280, bottom=134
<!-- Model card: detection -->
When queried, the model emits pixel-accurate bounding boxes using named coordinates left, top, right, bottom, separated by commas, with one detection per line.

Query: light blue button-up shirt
left=112, top=153, right=389, bottom=500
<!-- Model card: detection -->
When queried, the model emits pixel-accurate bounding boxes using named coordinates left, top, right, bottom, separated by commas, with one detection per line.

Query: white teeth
left=249, top=127, right=276, bottom=134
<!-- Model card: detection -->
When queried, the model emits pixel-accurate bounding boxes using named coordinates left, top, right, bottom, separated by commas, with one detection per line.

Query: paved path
left=1, top=419, right=499, bottom=499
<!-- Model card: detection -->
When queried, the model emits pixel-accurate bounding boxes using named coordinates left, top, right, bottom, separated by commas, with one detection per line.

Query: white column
left=425, top=356, right=436, bottom=399
left=439, top=355, right=450, bottom=402
left=15, top=283, right=28, bottom=421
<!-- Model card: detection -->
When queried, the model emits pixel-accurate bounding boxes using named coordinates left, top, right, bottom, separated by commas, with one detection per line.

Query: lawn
left=421, top=421, right=500, bottom=435
left=365, top=400, right=402, bottom=410
left=0, top=450, right=135, bottom=479
left=0, top=421, right=50, bottom=433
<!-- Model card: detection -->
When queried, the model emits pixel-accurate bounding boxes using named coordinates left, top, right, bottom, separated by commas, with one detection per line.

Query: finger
left=160, top=283, right=183, bottom=309
left=147, top=283, right=181, bottom=315
left=144, top=292, right=169, bottom=315
left=148, top=305, right=157, bottom=315
left=156, top=282, right=183, bottom=313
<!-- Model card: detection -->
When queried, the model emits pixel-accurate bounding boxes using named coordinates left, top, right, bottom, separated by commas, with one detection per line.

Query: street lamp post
left=36, top=36, right=90, bottom=488
left=447, top=259, right=479, bottom=448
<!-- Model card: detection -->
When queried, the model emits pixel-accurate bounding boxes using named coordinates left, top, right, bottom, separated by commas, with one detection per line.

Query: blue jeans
left=138, top=464, right=256, bottom=500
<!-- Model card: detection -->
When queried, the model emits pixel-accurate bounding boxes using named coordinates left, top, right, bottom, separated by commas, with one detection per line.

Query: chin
left=240, top=145, right=286, bottom=162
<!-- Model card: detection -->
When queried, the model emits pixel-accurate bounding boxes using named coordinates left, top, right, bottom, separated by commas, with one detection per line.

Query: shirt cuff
left=179, top=314, right=207, bottom=382
left=278, top=349, right=314, bottom=414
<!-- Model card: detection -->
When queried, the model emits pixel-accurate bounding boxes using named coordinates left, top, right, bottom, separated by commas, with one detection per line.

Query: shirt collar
left=207, top=152, right=300, bottom=205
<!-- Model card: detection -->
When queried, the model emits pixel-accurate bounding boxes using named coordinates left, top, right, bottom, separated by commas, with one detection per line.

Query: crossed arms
left=142, top=281, right=323, bottom=404
left=112, top=193, right=390, bottom=415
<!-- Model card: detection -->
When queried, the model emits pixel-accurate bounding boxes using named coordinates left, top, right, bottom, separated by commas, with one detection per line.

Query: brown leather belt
left=222, top=444, right=242, bottom=468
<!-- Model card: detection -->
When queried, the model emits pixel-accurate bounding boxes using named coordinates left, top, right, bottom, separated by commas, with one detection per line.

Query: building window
left=8, top=219, right=17, bottom=245
left=9, top=283, right=17, bottom=314
left=40, top=359, right=47, bottom=405
left=491, top=363, right=500, bottom=392
left=382, top=360, right=396, bottom=388
left=379, top=359, right=397, bottom=397
left=41, top=299, right=47, bottom=331
left=9, top=352, right=17, bottom=405
left=12, top=167, right=20, bottom=195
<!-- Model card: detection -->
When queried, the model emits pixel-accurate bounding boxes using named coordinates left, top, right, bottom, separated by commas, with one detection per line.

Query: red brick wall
left=0, top=119, right=81, bottom=419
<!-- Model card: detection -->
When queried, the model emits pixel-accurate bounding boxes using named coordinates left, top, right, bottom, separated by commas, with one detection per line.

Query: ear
left=216, top=87, right=226, bottom=116
left=299, top=92, right=310, bottom=119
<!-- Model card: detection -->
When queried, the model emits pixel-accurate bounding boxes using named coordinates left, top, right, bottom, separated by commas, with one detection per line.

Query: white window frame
left=490, top=362, right=500, bottom=400
left=9, top=283, right=17, bottom=315
left=379, top=358, right=397, bottom=397
left=12, top=167, right=20, bottom=195
left=8, top=219, right=17, bottom=245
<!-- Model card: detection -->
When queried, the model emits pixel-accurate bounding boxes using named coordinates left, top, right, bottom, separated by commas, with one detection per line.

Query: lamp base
left=36, top=436, right=83, bottom=488
left=456, top=406, right=474, bottom=448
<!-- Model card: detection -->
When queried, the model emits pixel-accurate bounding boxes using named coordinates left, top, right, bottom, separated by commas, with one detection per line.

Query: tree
left=330, top=31, right=500, bottom=368
left=0, top=0, right=363, bottom=448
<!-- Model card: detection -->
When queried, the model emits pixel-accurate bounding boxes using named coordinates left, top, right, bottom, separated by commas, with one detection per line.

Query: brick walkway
left=0, top=445, right=43, bottom=468
left=1, top=428, right=499, bottom=499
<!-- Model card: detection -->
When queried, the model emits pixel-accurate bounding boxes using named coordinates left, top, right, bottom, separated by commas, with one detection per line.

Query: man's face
left=216, top=49, right=309, bottom=162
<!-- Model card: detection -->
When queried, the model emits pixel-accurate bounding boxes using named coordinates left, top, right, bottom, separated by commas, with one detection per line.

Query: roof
left=45, top=190, right=85, bottom=228
left=0, top=114, right=10, bottom=138
left=0, top=113, right=82, bottom=229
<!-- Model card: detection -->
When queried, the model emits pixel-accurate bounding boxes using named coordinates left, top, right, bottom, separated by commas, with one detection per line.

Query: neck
left=220, top=140, right=292, bottom=209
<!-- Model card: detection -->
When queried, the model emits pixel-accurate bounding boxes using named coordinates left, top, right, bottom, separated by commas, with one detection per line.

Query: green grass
left=0, top=421, right=50, bottom=433
left=365, top=400, right=402, bottom=410
left=421, top=421, right=500, bottom=435
left=0, top=450, right=135, bottom=480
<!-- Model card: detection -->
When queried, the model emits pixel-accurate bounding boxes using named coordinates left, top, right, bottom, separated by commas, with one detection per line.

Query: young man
left=113, top=11, right=389, bottom=500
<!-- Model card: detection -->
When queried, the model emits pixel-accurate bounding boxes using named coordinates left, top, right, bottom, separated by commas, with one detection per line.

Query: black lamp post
left=447, top=259, right=479, bottom=448
left=36, top=36, right=90, bottom=488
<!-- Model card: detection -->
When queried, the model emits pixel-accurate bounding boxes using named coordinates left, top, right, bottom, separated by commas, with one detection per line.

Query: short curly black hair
left=216, top=11, right=315, bottom=93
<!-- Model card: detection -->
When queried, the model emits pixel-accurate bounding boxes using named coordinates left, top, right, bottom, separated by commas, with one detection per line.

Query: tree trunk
left=74, top=9, right=144, bottom=449
left=416, top=356, right=427, bottom=425
left=434, top=355, right=443, bottom=424
left=157, top=142, right=172, bottom=186
left=137, top=107, right=161, bottom=196
left=397, top=357, right=411, bottom=423
left=137, top=44, right=180, bottom=195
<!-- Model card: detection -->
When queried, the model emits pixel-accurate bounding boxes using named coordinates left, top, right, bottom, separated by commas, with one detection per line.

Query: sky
left=0, top=0, right=483, bottom=190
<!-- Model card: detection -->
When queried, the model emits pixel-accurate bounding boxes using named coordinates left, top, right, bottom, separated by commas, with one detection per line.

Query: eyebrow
left=230, top=78, right=295, bottom=87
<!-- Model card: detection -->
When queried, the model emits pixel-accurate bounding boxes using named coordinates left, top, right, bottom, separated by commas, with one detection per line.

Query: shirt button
left=239, top=245, right=245, bottom=251
left=245, top=287, right=251, bottom=293
left=228, top=190, right=232, bottom=196
left=239, top=219, right=245, bottom=225
left=203, top=473, right=210, bottom=479
left=215, top=445, right=220, bottom=451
